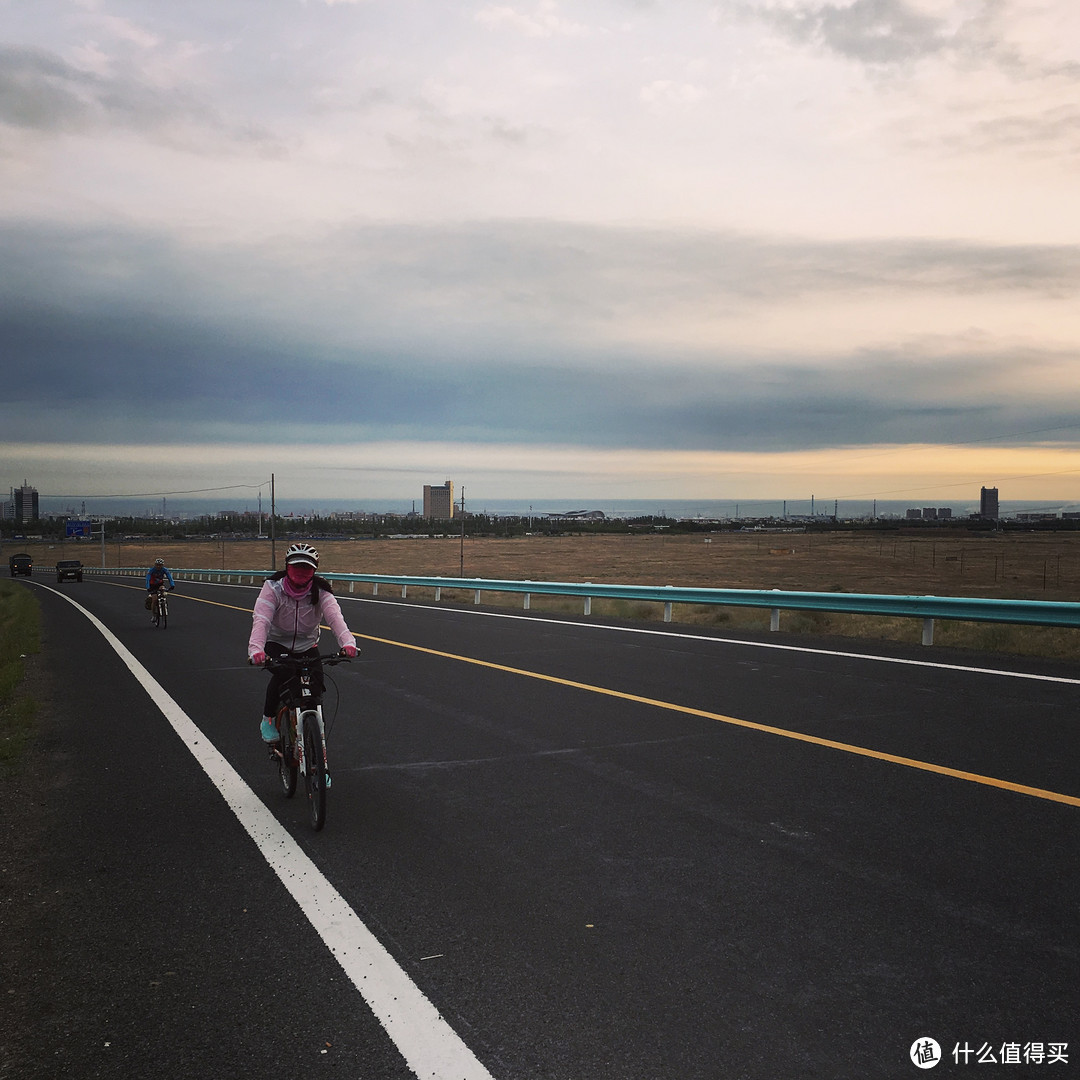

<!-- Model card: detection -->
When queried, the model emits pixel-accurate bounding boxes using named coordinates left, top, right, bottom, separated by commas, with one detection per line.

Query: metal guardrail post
left=771, top=608, right=781, bottom=632
left=922, top=618, right=935, bottom=646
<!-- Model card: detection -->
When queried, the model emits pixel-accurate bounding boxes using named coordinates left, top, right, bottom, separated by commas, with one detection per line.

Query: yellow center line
left=106, top=580, right=1080, bottom=808
left=353, top=633, right=1080, bottom=809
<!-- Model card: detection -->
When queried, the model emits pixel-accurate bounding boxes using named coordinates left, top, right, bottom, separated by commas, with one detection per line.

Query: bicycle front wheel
left=302, top=711, right=328, bottom=831
left=276, top=708, right=298, bottom=797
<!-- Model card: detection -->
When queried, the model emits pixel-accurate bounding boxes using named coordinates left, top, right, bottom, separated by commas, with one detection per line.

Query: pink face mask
left=283, top=563, right=315, bottom=596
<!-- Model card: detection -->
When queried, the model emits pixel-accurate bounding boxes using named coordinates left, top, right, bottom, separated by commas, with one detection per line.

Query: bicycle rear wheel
left=302, top=711, right=328, bottom=831
left=276, top=708, right=297, bottom=797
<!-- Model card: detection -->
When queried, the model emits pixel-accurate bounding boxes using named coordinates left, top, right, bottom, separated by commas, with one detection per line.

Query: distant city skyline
left=8, top=477, right=1079, bottom=525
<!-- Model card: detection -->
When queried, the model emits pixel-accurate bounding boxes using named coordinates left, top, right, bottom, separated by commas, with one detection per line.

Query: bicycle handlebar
left=256, top=651, right=354, bottom=669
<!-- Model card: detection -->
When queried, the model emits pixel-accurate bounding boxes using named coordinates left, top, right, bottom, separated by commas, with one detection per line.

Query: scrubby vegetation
left=0, top=582, right=40, bottom=771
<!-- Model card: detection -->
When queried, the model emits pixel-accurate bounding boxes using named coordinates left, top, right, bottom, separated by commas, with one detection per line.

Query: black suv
left=56, top=560, right=83, bottom=583
left=8, top=553, right=32, bottom=577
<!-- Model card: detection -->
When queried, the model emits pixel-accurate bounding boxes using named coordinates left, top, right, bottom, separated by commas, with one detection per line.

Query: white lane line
left=91, top=575, right=1080, bottom=685
left=36, top=582, right=495, bottom=1080
left=336, top=596, right=1080, bottom=687
left=101, top=574, right=1080, bottom=686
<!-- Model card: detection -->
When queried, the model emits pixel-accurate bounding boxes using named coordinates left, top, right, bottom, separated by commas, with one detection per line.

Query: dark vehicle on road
left=8, top=553, right=32, bottom=577
left=56, top=560, right=83, bottom=583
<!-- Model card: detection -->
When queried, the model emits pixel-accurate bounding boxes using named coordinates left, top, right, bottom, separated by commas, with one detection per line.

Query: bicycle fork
left=296, top=707, right=330, bottom=789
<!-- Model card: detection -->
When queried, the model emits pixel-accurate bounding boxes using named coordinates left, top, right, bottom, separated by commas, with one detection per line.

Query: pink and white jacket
left=247, top=575, right=355, bottom=658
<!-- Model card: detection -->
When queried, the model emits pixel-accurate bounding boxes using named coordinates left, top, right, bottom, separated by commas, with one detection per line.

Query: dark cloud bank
left=2, top=219, right=1077, bottom=452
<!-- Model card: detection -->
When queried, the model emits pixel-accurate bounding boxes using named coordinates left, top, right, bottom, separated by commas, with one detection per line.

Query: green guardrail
left=82, top=566, right=1080, bottom=646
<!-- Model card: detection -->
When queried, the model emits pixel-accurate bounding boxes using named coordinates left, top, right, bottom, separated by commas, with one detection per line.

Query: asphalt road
left=4, top=573, right=1079, bottom=1079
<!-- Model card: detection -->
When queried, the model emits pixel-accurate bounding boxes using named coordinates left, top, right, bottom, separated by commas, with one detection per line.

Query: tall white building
left=12, top=481, right=38, bottom=523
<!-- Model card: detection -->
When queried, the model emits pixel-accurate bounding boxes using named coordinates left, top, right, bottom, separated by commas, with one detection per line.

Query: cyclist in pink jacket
left=248, top=543, right=357, bottom=743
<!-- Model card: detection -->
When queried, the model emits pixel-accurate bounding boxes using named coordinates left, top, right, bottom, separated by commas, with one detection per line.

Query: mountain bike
left=262, top=652, right=351, bottom=831
left=150, top=584, right=174, bottom=628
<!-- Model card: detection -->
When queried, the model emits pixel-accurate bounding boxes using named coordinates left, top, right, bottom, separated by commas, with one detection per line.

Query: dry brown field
left=29, top=528, right=1080, bottom=597
left=19, top=529, right=1080, bottom=659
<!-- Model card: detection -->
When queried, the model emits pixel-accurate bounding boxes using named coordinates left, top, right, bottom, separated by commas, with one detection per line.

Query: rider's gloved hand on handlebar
left=340, top=645, right=357, bottom=658
left=250, top=651, right=267, bottom=666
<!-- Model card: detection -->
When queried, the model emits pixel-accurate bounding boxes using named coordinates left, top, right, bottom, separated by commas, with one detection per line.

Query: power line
left=41, top=482, right=271, bottom=500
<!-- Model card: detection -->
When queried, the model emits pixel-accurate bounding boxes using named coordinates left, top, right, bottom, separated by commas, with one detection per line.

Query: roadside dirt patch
left=0, top=645, right=61, bottom=1080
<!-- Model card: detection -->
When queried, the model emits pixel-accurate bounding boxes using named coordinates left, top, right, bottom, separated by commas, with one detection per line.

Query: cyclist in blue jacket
left=144, top=557, right=175, bottom=609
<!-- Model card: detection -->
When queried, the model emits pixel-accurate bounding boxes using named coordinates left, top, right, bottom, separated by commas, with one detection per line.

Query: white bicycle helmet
left=284, top=542, right=319, bottom=569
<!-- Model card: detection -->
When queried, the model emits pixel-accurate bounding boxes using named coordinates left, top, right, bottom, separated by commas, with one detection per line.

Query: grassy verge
left=0, top=581, right=41, bottom=772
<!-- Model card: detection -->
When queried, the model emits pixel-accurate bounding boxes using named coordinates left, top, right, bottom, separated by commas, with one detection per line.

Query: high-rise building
left=980, top=486, right=999, bottom=520
left=423, top=481, right=454, bottom=520
left=12, top=481, right=38, bottom=523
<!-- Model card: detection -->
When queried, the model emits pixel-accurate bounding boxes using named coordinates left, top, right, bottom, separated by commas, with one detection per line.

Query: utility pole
left=459, top=486, right=465, bottom=576
left=270, top=473, right=277, bottom=570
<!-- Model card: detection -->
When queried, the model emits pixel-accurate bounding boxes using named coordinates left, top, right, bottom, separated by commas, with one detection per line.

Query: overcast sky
left=2, top=0, right=1078, bottom=508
